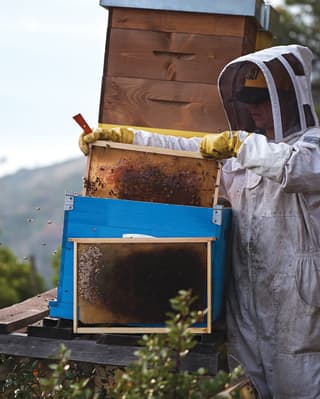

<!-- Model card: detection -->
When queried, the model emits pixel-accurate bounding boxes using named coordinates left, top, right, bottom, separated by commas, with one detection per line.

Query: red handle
left=73, top=113, right=92, bottom=134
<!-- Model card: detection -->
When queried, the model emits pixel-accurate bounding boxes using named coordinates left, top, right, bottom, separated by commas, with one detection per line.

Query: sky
left=0, top=0, right=107, bottom=177
left=0, top=0, right=280, bottom=178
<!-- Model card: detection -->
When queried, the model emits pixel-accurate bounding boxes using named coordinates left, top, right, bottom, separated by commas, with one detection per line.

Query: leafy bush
left=0, top=246, right=44, bottom=308
left=37, top=345, right=97, bottom=399
left=0, top=290, right=249, bottom=398
left=111, top=290, right=245, bottom=399
left=0, top=345, right=97, bottom=399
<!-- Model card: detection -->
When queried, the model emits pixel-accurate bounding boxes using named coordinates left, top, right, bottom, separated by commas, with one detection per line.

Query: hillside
left=0, top=157, right=86, bottom=286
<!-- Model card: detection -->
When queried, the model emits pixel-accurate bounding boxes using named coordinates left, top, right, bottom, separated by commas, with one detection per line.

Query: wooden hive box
left=83, top=141, right=221, bottom=207
left=98, top=0, right=275, bottom=134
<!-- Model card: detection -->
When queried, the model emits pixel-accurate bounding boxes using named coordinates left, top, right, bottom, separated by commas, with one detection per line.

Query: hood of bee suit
left=217, top=44, right=319, bottom=143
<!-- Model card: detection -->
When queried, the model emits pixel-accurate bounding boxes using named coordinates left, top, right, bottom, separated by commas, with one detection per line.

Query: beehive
left=49, top=194, right=232, bottom=332
left=98, top=0, right=276, bottom=133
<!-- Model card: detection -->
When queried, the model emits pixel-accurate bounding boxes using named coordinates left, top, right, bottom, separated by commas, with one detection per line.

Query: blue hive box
left=49, top=194, right=231, bottom=331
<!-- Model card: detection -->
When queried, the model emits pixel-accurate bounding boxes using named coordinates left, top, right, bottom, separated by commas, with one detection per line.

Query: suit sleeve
left=133, top=129, right=201, bottom=152
left=237, top=129, right=320, bottom=193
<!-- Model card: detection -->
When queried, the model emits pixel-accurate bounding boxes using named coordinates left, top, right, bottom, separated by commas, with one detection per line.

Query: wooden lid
left=100, top=0, right=276, bottom=31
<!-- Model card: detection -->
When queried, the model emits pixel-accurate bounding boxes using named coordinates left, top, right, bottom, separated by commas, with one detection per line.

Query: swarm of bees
left=22, top=206, right=58, bottom=262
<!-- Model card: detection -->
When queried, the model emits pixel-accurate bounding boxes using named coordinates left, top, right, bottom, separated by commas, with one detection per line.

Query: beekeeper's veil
left=218, top=45, right=319, bottom=143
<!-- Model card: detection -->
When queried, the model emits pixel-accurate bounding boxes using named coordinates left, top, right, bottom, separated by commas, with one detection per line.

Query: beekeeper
left=79, top=45, right=320, bottom=398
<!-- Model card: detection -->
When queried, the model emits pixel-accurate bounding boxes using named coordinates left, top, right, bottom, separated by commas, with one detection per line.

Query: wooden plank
left=0, top=289, right=57, bottom=334
left=83, top=143, right=219, bottom=206
left=106, top=28, right=247, bottom=84
left=27, top=325, right=74, bottom=340
left=207, top=240, right=212, bottom=334
left=73, top=241, right=78, bottom=334
left=110, top=8, right=251, bottom=38
left=69, top=237, right=215, bottom=243
left=99, top=76, right=228, bottom=132
left=213, top=163, right=223, bottom=207
left=76, top=327, right=208, bottom=334
left=0, top=333, right=219, bottom=373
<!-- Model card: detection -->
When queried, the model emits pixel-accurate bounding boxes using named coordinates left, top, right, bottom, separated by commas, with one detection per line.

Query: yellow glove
left=200, top=130, right=251, bottom=160
left=79, top=127, right=135, bottom=155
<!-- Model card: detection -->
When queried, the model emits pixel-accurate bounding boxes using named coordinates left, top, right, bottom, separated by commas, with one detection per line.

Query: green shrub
left=0, top=290, right=248, bottom=398
left=111, top=290, right=244, bottom=399
left=0, top=346, right=97, bottom=399
left=0, top=247, right=45, bottom=308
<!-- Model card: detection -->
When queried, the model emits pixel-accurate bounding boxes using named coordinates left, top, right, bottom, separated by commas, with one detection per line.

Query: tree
left=274, top=0, right=320, bottom=113
left=0, top=246, right=45, bottom=308
left=275, top=0, right=320, bottom=57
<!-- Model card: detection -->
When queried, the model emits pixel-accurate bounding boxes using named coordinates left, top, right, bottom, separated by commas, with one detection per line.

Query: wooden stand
left=0, top=289, right=56, bottom=334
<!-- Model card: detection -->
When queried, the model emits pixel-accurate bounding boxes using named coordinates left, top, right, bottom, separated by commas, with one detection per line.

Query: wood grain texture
left=0, top=289, right=57, bottom=333
left=99, top=9, right=258, bottom=131
left=106, top=28, right=247, bottom=84
left=84, top=143, right=218, bottom=206
left=99, top=76, right=228, bottom=132
left=110, top=8, right=253, bottom=37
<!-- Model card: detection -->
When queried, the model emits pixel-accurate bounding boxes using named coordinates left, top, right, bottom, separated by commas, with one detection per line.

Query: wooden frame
left=83, top=141, right=221, bottom=207
left=71, top=237, right=214, bottom=334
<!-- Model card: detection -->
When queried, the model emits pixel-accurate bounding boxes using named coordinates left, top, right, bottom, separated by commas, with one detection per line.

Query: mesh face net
left=219, top=60, right=301, bottom=140
left=264, top=58, right=301, bottom=138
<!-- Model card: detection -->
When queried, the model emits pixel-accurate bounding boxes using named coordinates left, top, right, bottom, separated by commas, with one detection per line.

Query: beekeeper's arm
left=79, top=127, right=202, bottom=155
left=79, top=127, right=135, bottom=155
left=236, top=128, right=320, bottom=192
left=79, top=127, right=249, bottom=157
left=80, top=126, right=320, bottom=192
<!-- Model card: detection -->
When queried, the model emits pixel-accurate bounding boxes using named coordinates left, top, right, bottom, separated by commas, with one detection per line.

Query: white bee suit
left=132, top=45, right=320, bottom=398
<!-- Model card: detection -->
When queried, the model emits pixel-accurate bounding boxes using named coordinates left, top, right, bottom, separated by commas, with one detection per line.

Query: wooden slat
left=213, top=163, right=223, bottom=207
left=107, top=28, right=247, bottom=84
left=76, top=327, right=209, bottom=334
left=99, top=76, right=228, bottom=132
left=0, top=289, right=57, bottom=334
left=70, top=237, right=215, bottom=244
left=73, top=242, right=78, bottom=334
left=110, top=8, right=252, bottom=38
left=0, top=334, right=219, bottom=373
left=92, top=140, right=210, bottom=158
left=207, top=240, right=212, bottom=334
